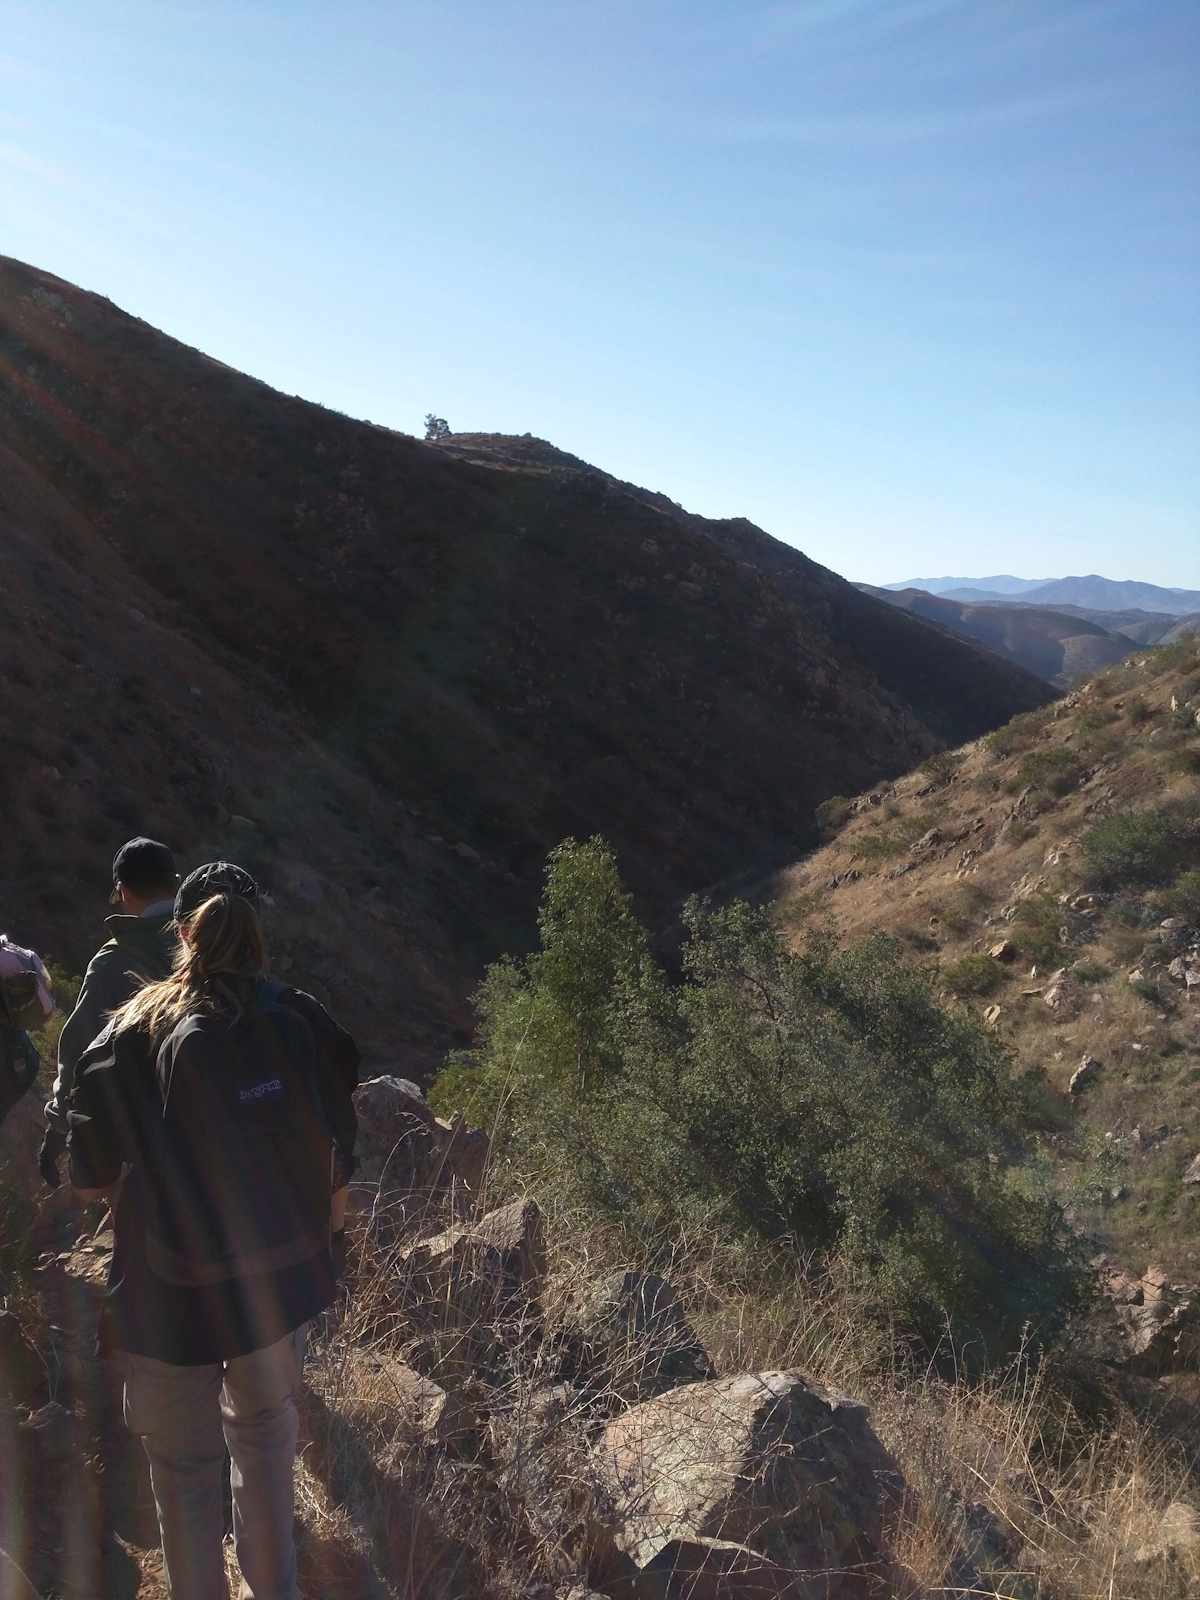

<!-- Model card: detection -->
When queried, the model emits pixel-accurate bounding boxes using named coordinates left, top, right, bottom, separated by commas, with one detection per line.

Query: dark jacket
left=45, top=909, right=176, bottom=1135
left=67, top=977, right=358, bottom=1364
left=266, top=982, right=361, bottom=1184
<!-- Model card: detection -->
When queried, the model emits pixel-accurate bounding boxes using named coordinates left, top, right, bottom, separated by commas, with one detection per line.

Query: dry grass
left=269, top=1178, right=1200, bottom=1599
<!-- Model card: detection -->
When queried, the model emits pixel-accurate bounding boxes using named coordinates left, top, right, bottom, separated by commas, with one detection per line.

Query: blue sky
left=1, top=1, right=1197, bottom=586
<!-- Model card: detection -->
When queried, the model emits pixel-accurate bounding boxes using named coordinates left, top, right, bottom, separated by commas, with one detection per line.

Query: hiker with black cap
left=39, top=837, right=180, bottom=1186
left=172, top=862, right=362, bottom=1218
left=66, top=861, right=357, bottom=1600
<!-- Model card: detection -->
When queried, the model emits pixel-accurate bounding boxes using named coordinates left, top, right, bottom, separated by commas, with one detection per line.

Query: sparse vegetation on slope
left=774, top=636, right=1200, bottom=1291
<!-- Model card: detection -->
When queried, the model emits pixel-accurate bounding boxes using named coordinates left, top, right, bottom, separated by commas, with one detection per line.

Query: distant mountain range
left=885, top=575, right=1200, bottom=614
left=863, top=583, right=1200, bottom=689
left=883, top=575, right=1051, bottom=596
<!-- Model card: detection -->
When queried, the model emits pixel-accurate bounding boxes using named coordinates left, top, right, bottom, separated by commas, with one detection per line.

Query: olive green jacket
left=44, top=909, right=176, bottom=1135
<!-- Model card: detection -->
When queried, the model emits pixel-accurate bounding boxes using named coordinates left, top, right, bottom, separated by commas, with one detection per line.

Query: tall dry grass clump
left=279, top=1163, right=1200, bottom=1599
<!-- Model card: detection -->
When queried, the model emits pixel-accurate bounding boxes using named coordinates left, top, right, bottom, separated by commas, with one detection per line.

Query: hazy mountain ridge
left=864, top=586, right=1138, bottom=689
left=941, top=577, right=1200, bottom=613
left=0, top=257, right=1050, bottom=1072
left=884, top=574, right=1052, bottom=596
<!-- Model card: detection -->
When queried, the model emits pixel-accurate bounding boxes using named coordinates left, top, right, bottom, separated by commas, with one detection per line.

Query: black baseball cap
left=111, top=837, right=179, bottom=900
left=174, top=860, right=262, bottom=923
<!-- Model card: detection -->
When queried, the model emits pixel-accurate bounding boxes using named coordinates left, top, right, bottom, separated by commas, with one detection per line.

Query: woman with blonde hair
left=68, top=861, right=356, bottom=1600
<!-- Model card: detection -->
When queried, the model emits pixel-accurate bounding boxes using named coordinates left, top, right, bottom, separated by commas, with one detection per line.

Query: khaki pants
left=119, top=1326, right=307, bottom=1600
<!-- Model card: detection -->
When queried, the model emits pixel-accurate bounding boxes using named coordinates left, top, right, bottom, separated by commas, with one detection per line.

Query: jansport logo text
left=239, top=1077, right=284, bottom=1103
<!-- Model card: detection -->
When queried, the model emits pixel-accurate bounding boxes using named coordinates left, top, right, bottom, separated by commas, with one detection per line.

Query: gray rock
left=405, top=1198, right=546, bottom=1297
left=567, top=1271, right=716, bottom=1405
left=1069, top=1055, right=1100, bottom=1095
left=351, top=1075, right=488, bottom=1205
left=910, top=827, right=942, bottom=853
left=1135, top=1501, right=1200, bottom=1562
left=593, top=1370, right=905, bottom=1599
left=1074, top=1266, right=1200, bottom=1373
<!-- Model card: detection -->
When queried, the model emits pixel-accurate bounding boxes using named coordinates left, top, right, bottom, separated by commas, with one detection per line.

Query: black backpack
left=144, top=986, right=335, bottom=1288
left=0, top=967, right=44, bottom=1032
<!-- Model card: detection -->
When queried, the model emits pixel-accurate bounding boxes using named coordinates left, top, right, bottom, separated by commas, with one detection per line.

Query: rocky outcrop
left=1068, top=1054, right=1100, bottom=1095
left=393, top=1199, right=546, bottom=1387
left=351, top=1075, right=489, bottom=1209
left=565, top=1271, right=716, bottom=1406
left=403, top=1197, right=546, bottom=1296
left=593, top=1370, right=904, bottom=1599
left=1075, top=1265, right=1200, bottom=1373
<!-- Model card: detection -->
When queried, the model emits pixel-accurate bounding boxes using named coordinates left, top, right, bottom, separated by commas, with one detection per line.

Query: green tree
left=432, top=838, right=1085, bottom=1358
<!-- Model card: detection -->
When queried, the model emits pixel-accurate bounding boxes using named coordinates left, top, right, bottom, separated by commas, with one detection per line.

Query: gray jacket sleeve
left=44, top=948, right=129, bottom=1135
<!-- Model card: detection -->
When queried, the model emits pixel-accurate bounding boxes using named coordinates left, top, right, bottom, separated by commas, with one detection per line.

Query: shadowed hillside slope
left=1, top=257, right=1047, bottom=1073
left=439, top=432, right=1055, bottom=745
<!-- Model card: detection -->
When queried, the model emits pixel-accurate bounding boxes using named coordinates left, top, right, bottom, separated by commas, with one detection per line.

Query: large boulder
left=351, top=1075, right=488, bottom=1210
left=566, top=1272, right=716, bottom=1406
left=593, top=1370, right=904, bottom=1599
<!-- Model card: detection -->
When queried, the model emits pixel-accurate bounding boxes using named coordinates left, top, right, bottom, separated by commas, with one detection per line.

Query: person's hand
left=38, top=1127, right=66, bottom=1189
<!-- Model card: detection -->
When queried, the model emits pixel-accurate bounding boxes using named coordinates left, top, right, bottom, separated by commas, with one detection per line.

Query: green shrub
left=942, top=954, right=1003, bottom=997
left=1011, top=893, right=1072, bottom=969
left=918, top=749, right=965, bottom=785
left=1075, top=707, right=1117, bottom=737
left=1004, top=819, right=1039, bottom=847
left=815, top=795, right=853, bottom=837
left=1154, top=870, right=1200, bottom=931
left=1147, top=638, right=1200, bottom=674
left=28, top=962, right=83, bottom=1068
left=854, top=831, right=903, bottom=861
left=1123, top=694, right=1150, bottom=726
left=1072, top=961, right=1111, bottom=985
left=1081, top=806, right=1191, bottom=886
left=1016, top=747, right=1082, bottom=798
left=433, top=838, right=1085, bottom=1360
left=853, top=814, right=930, bottom=861
left=985, top=712, right=1050, bottom=760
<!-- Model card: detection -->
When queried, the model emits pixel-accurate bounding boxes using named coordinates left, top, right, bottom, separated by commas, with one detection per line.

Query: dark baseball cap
left=112, top=837, right=179, bottom=898
left=174, top=860, right=262, bottom=923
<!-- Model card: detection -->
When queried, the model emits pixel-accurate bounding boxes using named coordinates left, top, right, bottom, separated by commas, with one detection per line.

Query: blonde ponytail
left=114, top=893, right=266, bottom=1044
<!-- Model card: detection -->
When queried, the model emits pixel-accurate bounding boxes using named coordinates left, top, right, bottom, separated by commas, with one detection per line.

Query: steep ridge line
left=1, top=256, right=1048, bottom=1076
